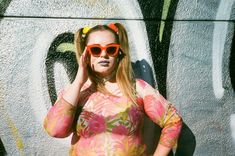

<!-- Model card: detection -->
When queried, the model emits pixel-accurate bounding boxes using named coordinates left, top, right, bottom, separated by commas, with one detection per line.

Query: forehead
left=87, top=30, right=116, bottom=46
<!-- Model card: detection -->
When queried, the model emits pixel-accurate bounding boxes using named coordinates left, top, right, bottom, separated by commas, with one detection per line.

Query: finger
left=79, top=53, right=84, bottom=62
left=83, top=47, right=89, bottom=59
left=80, top=48, right=86, bottom=62
left=79, top=54, right=85, bottom=66
left=83, top=47, right=90, bottom=64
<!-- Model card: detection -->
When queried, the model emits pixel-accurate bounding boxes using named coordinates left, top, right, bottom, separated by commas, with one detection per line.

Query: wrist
left=73, top=76, right=86, bottom=88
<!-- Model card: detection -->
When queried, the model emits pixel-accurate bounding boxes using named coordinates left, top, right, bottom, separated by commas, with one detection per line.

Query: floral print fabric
left=76, top=105, right=144, bottom=138
left=44, top=79, right=182, bottom=156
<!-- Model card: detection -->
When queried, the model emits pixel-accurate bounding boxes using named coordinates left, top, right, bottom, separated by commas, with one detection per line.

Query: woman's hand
left=153, top=144, right=171, bottom=156
left=75, top=47, right=89, bottom=86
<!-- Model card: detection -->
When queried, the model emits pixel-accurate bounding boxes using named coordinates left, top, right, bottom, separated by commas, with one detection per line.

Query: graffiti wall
left=0, top=0, right=235, bottom=155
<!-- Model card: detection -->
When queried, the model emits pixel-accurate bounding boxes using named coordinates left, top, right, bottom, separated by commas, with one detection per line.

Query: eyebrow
left=106, top=43, right=117, bottom=45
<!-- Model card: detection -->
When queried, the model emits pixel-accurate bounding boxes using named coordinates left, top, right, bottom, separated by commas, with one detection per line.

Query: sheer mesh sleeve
left=136, top=79, right=182, bottom=148
left=44, top=88, right=77, bottom=138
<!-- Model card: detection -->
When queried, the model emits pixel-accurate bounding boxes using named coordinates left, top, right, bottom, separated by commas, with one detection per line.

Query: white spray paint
left=212, top=0, right=234, bottom=99
left=230, top=114, right=235, bottom=143
left=29, top=32, right=71, bottom=145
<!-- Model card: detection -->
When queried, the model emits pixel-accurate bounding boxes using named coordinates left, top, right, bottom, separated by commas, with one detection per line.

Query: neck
left=95, top=71, right=117, bottom=84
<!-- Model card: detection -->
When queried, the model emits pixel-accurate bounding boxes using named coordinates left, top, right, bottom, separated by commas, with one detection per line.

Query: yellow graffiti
left=159, top=0, right=171, bottom=42
left=5, top=116, right=24, bottom=151
left=56, top=43, right=75, bottom=53
left=0, top=83, right=25, bottom=155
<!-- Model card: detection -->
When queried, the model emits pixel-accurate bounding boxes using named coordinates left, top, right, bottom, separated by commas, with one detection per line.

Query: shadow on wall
left=175, top=122, right=196, bottom=156
left=45, top=32, right=196, bottom=156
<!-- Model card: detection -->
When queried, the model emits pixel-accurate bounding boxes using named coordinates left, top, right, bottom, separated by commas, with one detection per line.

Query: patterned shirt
left=44, top=79, right=182, bottom=156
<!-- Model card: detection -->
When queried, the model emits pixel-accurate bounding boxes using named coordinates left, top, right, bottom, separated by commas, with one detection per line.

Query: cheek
left=111, top=58, right=118, bottom=66
left=90, top=56, right=97, bottom=65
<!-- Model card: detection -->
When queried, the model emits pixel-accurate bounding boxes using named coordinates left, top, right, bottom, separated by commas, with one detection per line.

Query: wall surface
left=0, top=0, right=235, bottom=156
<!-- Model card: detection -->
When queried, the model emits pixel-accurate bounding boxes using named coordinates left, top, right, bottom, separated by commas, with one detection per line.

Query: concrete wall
left=0, top=0, right=235, bottom=155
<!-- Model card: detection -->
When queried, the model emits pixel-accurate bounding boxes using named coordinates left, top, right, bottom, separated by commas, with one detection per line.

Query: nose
left=100, top=49, right=108, bottom=57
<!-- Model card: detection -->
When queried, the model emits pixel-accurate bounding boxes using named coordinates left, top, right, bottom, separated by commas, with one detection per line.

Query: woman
left=44, top=23, right=182, bottom=156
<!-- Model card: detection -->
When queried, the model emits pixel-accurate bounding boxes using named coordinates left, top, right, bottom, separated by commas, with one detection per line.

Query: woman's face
left=86, top=30, right=119, bottom=77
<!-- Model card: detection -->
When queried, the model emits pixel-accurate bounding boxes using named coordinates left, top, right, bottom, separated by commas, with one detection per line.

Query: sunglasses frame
left=86, top=44, right=120, bottom=57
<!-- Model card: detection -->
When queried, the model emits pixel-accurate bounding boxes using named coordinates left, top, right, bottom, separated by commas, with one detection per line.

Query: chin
left=97, top=72, right=110, bottom=77
left=95, top=68, right=111, bottom=74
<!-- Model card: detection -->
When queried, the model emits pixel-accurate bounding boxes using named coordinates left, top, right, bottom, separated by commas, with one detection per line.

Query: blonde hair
left=74, top=23, right=136, bottom=103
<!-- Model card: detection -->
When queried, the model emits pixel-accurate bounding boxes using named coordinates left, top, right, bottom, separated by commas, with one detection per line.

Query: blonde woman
left=44, top=23, right=182, bottom=156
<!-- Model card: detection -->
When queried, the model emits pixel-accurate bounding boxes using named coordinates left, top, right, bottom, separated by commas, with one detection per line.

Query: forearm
left=63, top=47, right=89, bottom=106
left=153, top=116, right=182, bottom=156
left=62, top=74, right=84, bottom=107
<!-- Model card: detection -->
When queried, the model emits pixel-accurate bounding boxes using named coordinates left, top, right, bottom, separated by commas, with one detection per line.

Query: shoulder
left=135, top=78, right=151, bottom=89
left=135, top=78, right=158, bottom=96
left=135, top=79, right=151, bottom=97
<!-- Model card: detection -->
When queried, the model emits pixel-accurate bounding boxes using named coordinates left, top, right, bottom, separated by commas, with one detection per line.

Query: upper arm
left=136, top=79, right=169, bottom=127
left=136, top=79, right=181, bottom=127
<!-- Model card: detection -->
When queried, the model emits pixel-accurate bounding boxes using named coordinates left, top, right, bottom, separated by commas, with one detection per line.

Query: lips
left=98, top=60, right=110, bottom=65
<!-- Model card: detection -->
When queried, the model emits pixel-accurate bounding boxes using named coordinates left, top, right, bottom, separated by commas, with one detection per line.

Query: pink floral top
left=44, top=79, right=182, bottom=156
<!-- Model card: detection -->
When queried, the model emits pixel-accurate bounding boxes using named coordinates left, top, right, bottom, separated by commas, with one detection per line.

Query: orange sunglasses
left=86, top=44, right=120, bottom=57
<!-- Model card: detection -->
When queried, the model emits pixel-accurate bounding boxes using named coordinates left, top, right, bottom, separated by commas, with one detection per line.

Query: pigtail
left=115, top=23, right=129, bottom=51
left=114, top=23, right=137, bottom=103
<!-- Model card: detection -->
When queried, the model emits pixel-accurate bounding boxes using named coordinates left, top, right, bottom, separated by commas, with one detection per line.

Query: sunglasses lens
left=106, top=46, right=118, bottom=56
left=90, top=47, right=102, bottom=56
